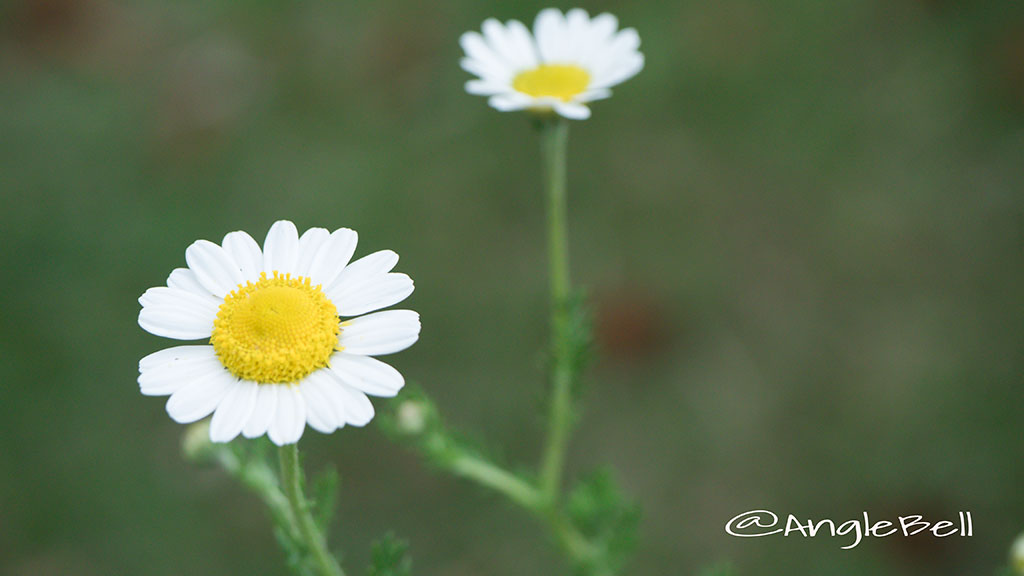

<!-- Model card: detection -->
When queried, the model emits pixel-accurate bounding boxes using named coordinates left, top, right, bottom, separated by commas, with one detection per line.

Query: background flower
left=460, top=8, right=644, bottom=119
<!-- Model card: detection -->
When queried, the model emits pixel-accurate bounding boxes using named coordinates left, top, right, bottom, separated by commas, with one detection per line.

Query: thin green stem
left=388, top=115, right=619, bottom=574
left=538, top=116, right=575, bottom=504
left=548, top=504, right=602, bottom=561
left=278, top=444, right=346, bottom=576
left=446, top=449, right=606, bottom=573
left=213, top=447, right=298, bottom=541
left=449, top=453, right=544, bottom=510
left=445, top=450, right=610, bottom=573
left=540, top=116, right=571, bottom=309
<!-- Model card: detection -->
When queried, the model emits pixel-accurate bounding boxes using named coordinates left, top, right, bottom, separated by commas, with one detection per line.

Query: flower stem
left=278, top=443, right=346, bottom=576
left=538, top=116, right=575, bottom=504
left=211, top=444, right=297, bottom=540
left=449, top=452, right=544, bottom=510
left=546, top=508, right=609, bottom=575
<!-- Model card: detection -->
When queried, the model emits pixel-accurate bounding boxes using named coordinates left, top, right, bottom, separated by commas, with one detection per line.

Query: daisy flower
left=138, top=221, right=420, bottom=446
left=460, top=8, right=644, bottom=120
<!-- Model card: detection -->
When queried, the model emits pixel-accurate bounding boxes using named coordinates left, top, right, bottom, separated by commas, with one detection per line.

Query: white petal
left=590, top=53, right=644, bottom=90
left=553, top=101, right=592, bottom=120
left=331, top=273, right=414, bottom=317
left=267, top=385, right=306, bottom=445
left=589, top=28, right=642, bottom=86
left=243, top=384, right=278, bottom=438
left=335, top=384, right=374, bottom=426
left=482, top=18, right=536, bottom=71
left=563, top=8, right=592, bottom=62
left=185, top=239, right=245, bottom=298
left=295, top=227, right=330, bottom=277
left=611, top=27, right=641, bottom=54
left=588, top=13, right=619, bottom=45
left=263, top=220, right=299, bottom=275
left=139, top=346, right=223, bottom=396
left=505, top=19, right=539, bottom=69
left=139, top=286, right=219, bottom=315
left=489, top=92, right=533, bottom=111
left=138, top=308, right=213, bottom=340
left=580, top=13, right=619, bottom=67
left=209, top=380, right=259, bottom=443
left=329, top=353, right=405, bottom=397
left=300, top=371, right=345, bottom=433
left=166, top=268, right=214, bottom=298
left=165, top=369, right=236, bottom=424
left=534, top=8, right=569, bottom=63
left=466, top=79, right=510, bottom=96
left=460, top=31, right=514, bottom=81
left=222, top=231, right=263, bottom=283
left=333, top=250, right=398, bottom=280
left=575, top=88, right=613, bottom=103
left=480, top=19, right=514, bottom=64
left=461, top=58, right=509, bottom=85
left=316, top=370, right=375, bottom=426
left=140, top=344, right=216, bottom=372
left=338, top=310, right=420, bottom=356
left=326, top=250, right=411, bottom=315
left=307, top=228, right=358, bottom=288
left=138, top=287, right=218, bottom=340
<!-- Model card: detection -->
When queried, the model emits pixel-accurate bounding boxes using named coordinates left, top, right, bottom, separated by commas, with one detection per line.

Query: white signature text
left=725, top=509, right=973, bottom=550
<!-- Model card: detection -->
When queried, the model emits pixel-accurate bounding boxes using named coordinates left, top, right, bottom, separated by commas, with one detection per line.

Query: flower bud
left=1012, top=531, right=1024, bottom=575
left=182, top=420, right=215, bottom=462
left=396, top=400, right=427, bottom=435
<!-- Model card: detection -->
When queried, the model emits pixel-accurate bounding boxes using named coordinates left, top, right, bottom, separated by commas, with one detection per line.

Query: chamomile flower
left=138, top=221, right=420, bottom=446
left=460, top=8, right=644, bottom=120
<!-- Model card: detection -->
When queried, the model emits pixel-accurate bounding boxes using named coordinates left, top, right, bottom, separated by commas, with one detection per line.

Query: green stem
left=278, top=444, right=346, bottom=576
left=445, top=449, right=605, bottom=573
left=390, top=115, right=616, bottom=574
left=538, top=116, right=575, bottom=504
left=547, top=509, right=608, bottom=576
left=535, top=117, right=613, bottom=575
left=449, top=453, right=544, bottom=510
left=213, top=447, right=298, bottom=541
left=541, top=115, right=571, bottom=303
left=445, top=450, right=609, bottom=573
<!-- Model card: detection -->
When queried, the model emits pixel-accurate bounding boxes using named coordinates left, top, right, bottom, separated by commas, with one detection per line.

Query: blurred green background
left=2, top=0, right=1022, bottom=574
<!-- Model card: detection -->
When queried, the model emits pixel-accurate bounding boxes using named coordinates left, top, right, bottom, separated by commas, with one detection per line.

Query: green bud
left=1012, top=532, right=1024, bottom=575
left=396, top=400, right=428, bottom=435
left=181, top=420, right=215, bottom=463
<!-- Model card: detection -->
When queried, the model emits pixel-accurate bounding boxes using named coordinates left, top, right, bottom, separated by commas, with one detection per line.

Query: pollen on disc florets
left=211, top=271, right=339, bottom=384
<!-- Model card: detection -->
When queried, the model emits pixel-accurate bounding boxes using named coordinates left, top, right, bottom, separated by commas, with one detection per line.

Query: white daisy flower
left=460, top=8, right=644, bottom=120
left=138, top=220, right=420, bottom=446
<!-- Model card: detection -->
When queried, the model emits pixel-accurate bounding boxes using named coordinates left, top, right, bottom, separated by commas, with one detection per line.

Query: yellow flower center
left=211, top=272, right=339, bottom=384
left=512, top=64, right=591, bottom=101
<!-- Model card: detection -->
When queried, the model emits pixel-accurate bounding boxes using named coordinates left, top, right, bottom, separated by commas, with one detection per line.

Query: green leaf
left=367, top=533, right=412, bottom=576
left=541, top=290, right=593, bottom=409
left=311, top=465, right=340, bottom=533
left=273, top=524, right=314, bottom=576
left=567, top=468, right=640, bottom=573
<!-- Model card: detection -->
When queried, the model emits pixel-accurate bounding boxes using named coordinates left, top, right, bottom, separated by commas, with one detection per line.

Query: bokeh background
left=2, top=0, right=1022, bottom=574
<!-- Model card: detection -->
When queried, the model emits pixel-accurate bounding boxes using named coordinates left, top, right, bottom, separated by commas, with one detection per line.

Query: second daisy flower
left=460, top=8, right=644, bottom=119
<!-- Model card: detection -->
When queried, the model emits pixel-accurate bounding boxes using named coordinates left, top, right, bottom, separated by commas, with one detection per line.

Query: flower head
left=138, top=221, right=420, bottom=446
left=460, top=8, right=644, bottom=120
